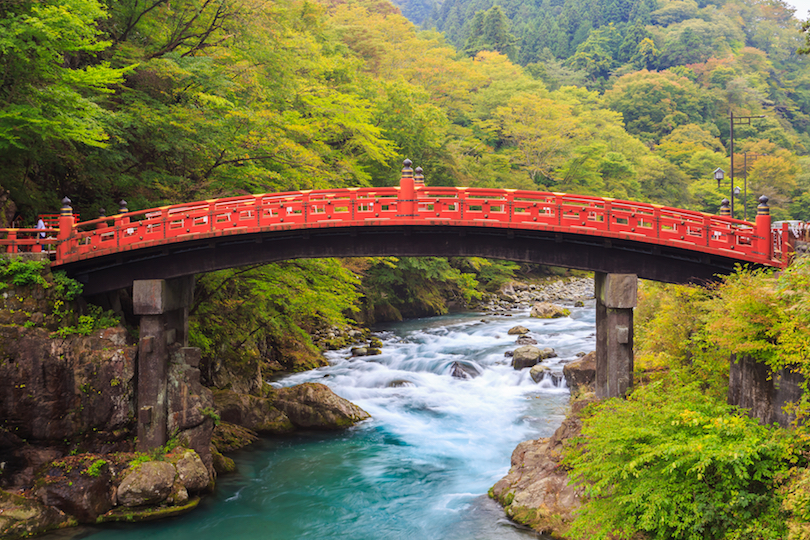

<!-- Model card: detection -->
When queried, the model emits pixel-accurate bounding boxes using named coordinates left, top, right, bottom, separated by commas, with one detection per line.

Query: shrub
left=563, top=379, right=799, bottom=540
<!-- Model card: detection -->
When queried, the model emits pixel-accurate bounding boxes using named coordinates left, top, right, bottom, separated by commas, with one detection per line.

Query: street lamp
left=714, top=167, right=725, bottom=187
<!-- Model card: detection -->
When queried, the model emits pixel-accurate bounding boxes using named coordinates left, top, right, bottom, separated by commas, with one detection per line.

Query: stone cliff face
left=0, top=325, right=137, bottom=489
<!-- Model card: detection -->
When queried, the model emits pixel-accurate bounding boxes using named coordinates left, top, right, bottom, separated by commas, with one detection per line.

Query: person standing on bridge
left=36, top=217, right=46, bottom=239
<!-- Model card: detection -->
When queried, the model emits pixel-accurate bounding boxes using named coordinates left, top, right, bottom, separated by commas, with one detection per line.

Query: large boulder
left=490, top=399, right=593, bottom=536
left=35, top=456, right=115, bottom=523
left=507, top=325, right=530, bottom=335
left=172, top=450, right=210, bottom=493
left=116, top=461, right=176, bottom=507
left=530, top=303, right=570, bottom=319
left=563, top=351, right=596, bottom=395
left=511, top=346, right=557, bottom=370
left=213, top=389, right=295, bottom=434
left=270, top=383, right=370, bottom=429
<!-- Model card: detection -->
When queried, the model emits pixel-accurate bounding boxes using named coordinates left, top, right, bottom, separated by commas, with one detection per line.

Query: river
left=62, top=305, right=595, bottom=540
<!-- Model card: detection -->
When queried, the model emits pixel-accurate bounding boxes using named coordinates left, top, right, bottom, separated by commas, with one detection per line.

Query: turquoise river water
left=51, top=304, right=595, bottom=540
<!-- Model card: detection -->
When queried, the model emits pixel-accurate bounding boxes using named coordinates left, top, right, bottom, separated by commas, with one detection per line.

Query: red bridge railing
left=0, top=166, right=800, bottom=269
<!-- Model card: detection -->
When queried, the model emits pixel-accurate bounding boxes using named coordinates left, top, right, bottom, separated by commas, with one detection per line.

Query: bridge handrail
left=0, top=174, right=790, bottom=269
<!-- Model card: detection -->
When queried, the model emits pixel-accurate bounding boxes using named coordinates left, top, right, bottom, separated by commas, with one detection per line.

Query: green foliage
left=360, top=257, right=482, bottom=320
left=189, top=259, right=361, bottom=378
left=564, top=379, right=798, bottom=540
left=200, top=407, right=221, bottom=426
left=0, top=258, right=49, bottom=289
left=51, top=271, right=83, bottom=302
left=55, top=304, right=119, bottom=337
left=84, top=459, right=107, bottom=477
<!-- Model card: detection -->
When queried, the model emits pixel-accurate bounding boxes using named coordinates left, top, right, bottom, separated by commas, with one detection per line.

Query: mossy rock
left=96, top=497, right=200, bottom=523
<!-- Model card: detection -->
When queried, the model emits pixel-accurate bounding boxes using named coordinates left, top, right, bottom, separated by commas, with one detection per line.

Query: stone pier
left=132, top=276, right=194, bottom=451
left=594, top=273, right=637, bottom=399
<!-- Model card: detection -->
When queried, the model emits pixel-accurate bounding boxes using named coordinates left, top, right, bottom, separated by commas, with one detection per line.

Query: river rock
left=515, top=335, right=538, bottom=345
left=213, top=389, right=294, bottom=434
left=270, top=383, right=370, bottom=429
left=351, top=347, right=368, bottom=357
left=511, top=346, right=556, bottom=370
left=490, top=399, right=593, bottom=536
left=529, top=364, right=548, bottom=383
left=173, top=450, right=210, bottom=492
left=563, top=351, right=596, bottom=395
left=0, top=489, right=70, bottom=539
left=512, top=345, right=543, bottom=369
left=507, top=325, right=530, bottom=335
left=530, top=302, right=570, bottom=319
left=450, top=362, right=480, bottom=380
left=117, top=461, right=176, bottom=507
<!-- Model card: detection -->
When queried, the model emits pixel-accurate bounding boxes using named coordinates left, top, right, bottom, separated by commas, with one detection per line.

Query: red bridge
left=1, top=162, right=803, bottom=295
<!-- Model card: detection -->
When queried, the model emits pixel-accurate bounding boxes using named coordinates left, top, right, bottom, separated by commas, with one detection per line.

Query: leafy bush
left=0, top=258, right=49, bottom=289
left=55, top=304, right=120, bottom=337
left=564, top=379, right=799, bottom=540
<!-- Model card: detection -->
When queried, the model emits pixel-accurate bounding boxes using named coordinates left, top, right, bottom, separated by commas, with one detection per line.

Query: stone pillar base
left=595, top=273, right=637, bottom=399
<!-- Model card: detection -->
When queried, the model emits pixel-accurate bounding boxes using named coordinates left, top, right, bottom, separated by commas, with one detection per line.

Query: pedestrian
left=36, top=217, right=46, bottom=238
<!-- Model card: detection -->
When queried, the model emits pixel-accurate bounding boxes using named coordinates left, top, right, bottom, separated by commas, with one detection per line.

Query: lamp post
left=729, top=112, right=765, bottom=220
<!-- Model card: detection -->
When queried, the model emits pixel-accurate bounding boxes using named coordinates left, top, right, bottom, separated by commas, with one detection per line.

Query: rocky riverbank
left=0, top=266, right=372, bottom=539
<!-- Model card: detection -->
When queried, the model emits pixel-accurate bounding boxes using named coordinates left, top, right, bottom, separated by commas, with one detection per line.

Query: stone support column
left=594, top=273, right=637, bottom=399
left=133, top=276, right=194, bottom=451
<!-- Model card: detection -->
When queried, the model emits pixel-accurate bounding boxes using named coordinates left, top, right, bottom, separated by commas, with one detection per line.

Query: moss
left=96, top=497, right=201, bottom=523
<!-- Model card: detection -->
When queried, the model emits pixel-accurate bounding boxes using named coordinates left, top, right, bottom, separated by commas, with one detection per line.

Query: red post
left=7, top=230, right=17, bottom=253
left=400, top=159, right=415, bottom=218
left=755, top=195, right=772, bottom=261
left=57, top=197, right=75, bottom=262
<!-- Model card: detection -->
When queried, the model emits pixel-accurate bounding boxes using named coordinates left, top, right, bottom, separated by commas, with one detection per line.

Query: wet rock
left=529, top=364, right=548, bottom=383
left=351, top=347, right=368, bottom=357
left=117, top=461, right=176, bottom=507
left=0, top=489, right=71, bottom=539
left=515, top=335, right=538, bottom=345
left=270, top=383, right=370, bottom=429
left=213, top=389, right=294, bottom=434
left=450, top=362, right=480, bottom=380
left=512, top=345, right=543, bottom=369
left=530, top=365, right=563, bottom=385
left=504, top=350, right=514, bottom=358
left=563, top=351, right=596, bottom=395
left=507, top=325, right=530, bottom=335
left=511, top=346, right=556, bottom=370
left=368, top=336, right=383, bottom=348
left=366, top=348, right=382, bottom=356
left=530, top=302, right=570, bottom=319
left=388, top=380, right=414, bottom=388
